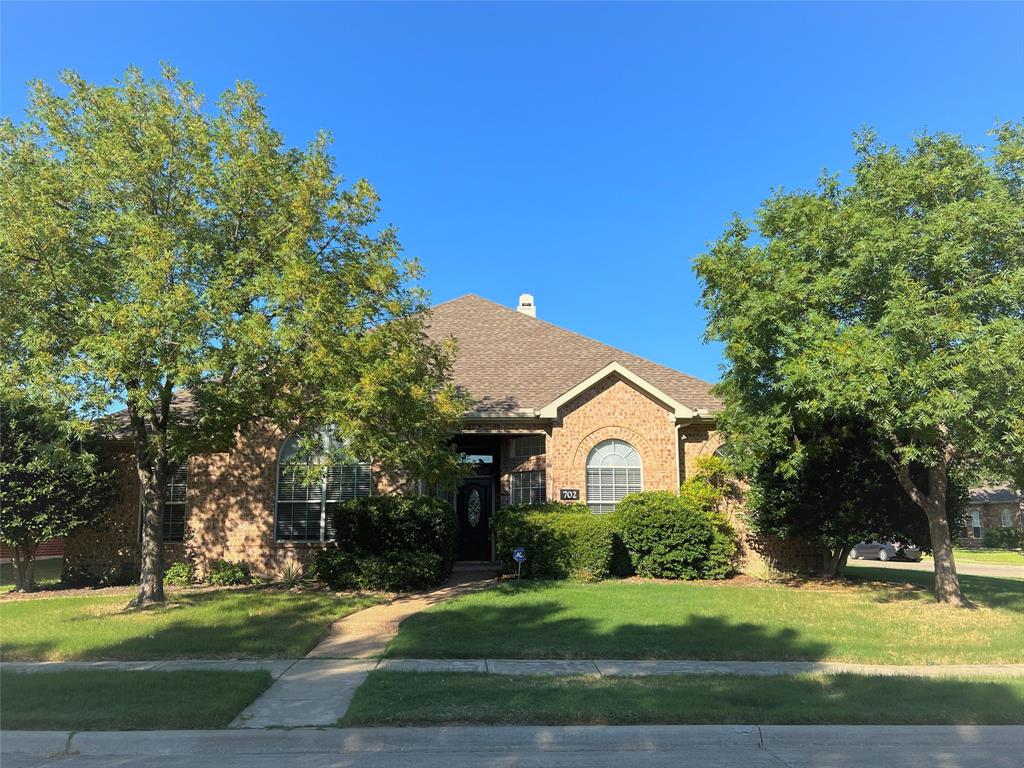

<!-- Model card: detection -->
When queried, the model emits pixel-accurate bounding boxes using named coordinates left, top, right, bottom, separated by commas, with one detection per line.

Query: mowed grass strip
left=0, top=558, right=63, bottom=592
left=385, top=573, right=1024, bottom=664
left=343, top=671, right=1024, bottom=726
left=940, top=549, right=1024, bottom=566
left=0, top=669, right=272, bottom=730
left=0, top=589, right=380, bottom=660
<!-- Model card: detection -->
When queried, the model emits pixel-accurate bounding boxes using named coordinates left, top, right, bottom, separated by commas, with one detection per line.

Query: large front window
left=276, top=431, right=371, bottom=541
left=586, top=439, right=642, bottom=514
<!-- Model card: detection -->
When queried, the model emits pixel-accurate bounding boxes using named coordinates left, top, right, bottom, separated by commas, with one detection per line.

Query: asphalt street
left=844, top=558, right=1024, bottom=579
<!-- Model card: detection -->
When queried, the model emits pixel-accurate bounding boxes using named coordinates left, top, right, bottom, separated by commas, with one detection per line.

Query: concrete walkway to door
left=306, top=563, right=500, bottom=659
left=230, top=563, right=499, bottom=727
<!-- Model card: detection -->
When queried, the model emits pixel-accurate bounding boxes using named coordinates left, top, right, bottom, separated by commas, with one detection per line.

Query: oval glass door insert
left=467, top=488, right=481, bottom=527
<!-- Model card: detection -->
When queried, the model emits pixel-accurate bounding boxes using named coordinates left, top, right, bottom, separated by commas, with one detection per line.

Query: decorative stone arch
left=571, top=425, right=655, bottom=474
left=693, top=430, right=727, bottom=461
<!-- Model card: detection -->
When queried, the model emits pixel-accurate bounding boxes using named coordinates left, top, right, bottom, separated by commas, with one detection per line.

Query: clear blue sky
left=3, top=2, right=1021, bottom=383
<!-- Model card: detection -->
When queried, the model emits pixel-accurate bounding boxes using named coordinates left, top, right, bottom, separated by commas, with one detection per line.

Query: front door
left=456, top=478, right=492, bottom=561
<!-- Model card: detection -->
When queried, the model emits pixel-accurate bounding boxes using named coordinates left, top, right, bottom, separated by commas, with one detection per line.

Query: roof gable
left=424, top=294, right=720, bottom=418
left=538, top=362, right=696, bottom=419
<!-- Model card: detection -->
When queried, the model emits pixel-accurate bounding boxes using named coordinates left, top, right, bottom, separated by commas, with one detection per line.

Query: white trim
left=537, top=362, right=697, bottom=419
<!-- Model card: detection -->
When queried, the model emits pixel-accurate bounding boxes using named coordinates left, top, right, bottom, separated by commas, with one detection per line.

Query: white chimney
left=516, top=293, right=536, bottom=318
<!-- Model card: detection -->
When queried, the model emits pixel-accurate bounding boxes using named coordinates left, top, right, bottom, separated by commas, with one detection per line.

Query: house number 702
left=560, top=489, right=580, bottom=501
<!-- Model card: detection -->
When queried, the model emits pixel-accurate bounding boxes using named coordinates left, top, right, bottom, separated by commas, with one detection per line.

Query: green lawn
left=0, top=669, right=272, bottom=729
left=0, top=558, right=63, bottom=592
left=0, top=589, right=380, bottom=660
left=385, top=572, right=1024, bottom=664
left=344, top=671, right=1024, bottom=726
left=943, top=549, right=1024, bottom=566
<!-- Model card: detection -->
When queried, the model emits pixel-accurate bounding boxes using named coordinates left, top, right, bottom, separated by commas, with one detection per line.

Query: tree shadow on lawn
left=842, top=567, right=1024, bottom=614
left=1, top=588, right=361, bottom=661
left=387, top=595, right=832, bottom=661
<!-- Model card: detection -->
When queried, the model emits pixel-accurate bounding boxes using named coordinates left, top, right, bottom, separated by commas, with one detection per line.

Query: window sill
left=273, top=540, right=335, bottom=548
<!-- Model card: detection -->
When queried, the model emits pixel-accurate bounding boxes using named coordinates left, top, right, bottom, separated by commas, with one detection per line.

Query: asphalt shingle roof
left=969, top=485, right=1022, bottom=504
left=423, top=294, right=721, bottom=416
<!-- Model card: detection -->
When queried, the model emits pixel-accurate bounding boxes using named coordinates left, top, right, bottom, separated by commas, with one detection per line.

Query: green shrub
left=310, top=549, right=358, bottom=590
left=613, top=491, right=737, bottom=580
left=333, top=495, right=458, bottom=566
left=493, top=503, right=617, bottom=581
left=62, top=561, right=138, bottom=588
left=314, top=495, right=458, bottom=592
left=206, top=559, right=253, bottom=586
left=982, top=527, right=1024, bottom=549
left=310, top=549, right=447, bottom=592
left=163, top=561, right=195, bottom=587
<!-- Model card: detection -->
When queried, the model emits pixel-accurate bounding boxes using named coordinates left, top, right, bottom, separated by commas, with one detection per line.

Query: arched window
left=276, top=430, right=371, bottom=541
left=586, top=439, right=642, bottom=514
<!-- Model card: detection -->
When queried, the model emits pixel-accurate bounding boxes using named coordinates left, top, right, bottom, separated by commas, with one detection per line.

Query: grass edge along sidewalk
left=0, top=669, right=273, bottom=730
left=0, top=589, right=381, bottom=661
left=384, top=571, right=1024, bottom=664
left=343, top=670, right=1024, bottom=727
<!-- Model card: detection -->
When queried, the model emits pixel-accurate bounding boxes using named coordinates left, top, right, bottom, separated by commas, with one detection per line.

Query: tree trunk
left=894, top=458, right=971, bottom=608
left=12, top=542, right=37, bottom=592
left=127, top=393, right=168, bottom=608
left=133, top=463, right=166, bottom=606
left=924, top=496, right=969, bottom=607
left=821, top=545, right=850, bottom=578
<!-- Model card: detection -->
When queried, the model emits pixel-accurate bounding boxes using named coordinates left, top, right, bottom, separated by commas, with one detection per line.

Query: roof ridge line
left=435, top=294, right=714, bottom=388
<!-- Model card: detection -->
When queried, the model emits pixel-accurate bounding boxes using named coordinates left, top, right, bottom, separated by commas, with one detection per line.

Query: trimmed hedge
left=614, top=491, right=736, bottom=580
left=311, top=495, right=458, bottom=592
left=982, top=527, right=1024, bottom=550
left=206, top=559, right=253, bottom=586
left=493, top=503, right=618, bottom=581
left=163, top=561, right=195, bottom=586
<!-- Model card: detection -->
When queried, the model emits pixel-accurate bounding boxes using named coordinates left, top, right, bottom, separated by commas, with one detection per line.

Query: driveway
left=845, top=558, right=1024, bottom=579
left=4, top=725, right=1023, bottom=768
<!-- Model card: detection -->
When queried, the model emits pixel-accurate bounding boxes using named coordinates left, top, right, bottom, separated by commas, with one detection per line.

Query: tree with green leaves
left=0, top=392, right=115, bottom=592
left=696, top=124, right=1024, bottom=606
left=746, top=415, right=966, bottom=577
left=0, top=66, right=466, bottom=606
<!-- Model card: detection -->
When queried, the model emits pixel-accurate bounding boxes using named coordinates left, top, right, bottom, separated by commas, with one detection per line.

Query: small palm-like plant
left=277, top=563, right=310, bottom=590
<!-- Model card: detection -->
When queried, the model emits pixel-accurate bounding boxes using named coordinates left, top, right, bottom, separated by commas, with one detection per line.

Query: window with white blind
left=1002, top=507, right=1015, bottom=528
left=276, top=431, right=371, bottom=542
left=510, top=470, right=546, bottom=505
left=138, top=464, right=188, bottom=543
left=586, top=439, right=642, bottom=514
left=510, top=435, right=545, bottom=458
left=970, top=509, right=982, bottom=539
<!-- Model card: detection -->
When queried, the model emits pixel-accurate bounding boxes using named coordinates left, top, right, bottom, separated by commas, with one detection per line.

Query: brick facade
left=65, top=373, right=821, bottom=581
left=960, top=501, right=1024, bottom=547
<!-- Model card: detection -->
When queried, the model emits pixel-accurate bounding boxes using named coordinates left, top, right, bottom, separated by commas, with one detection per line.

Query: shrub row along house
left=65, top=294, right=817, bottom=584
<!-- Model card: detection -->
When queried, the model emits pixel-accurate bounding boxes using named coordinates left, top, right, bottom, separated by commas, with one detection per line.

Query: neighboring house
left=0, top=540, right=64, bottom=560
left=961, top=484, right=1023, bottom=547
left=64, top=293, right=817, bottom=581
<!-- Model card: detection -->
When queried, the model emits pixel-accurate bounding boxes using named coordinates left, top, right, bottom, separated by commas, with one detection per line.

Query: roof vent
left=516, top=293, right=536, bottom=318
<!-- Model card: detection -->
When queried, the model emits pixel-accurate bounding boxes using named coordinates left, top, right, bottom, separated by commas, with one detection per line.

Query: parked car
left=849, top=541, right=922, bottom=562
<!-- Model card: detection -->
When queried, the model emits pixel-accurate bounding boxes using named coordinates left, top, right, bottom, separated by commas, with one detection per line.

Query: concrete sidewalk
left=231, top=565, right=499, bottom=726
left=4, top=725, right=1023, bottom=767
left=6, top=658, right=1023, bottom=678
